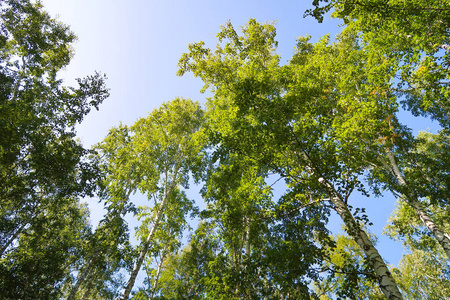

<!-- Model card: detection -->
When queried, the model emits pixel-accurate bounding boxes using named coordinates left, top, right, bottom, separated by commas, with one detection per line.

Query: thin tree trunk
left=67, top=252, right=98, bottom=300
left=385, top=150, right=450, bottom=258
left=321, top=179, right=403, bottom=300
left=407, top=196, right=450, bottom=258
left=0, top=222, right=27, bottom=257
left=149, top=246, right=168, bottom=300
left=80, top=278, right=94, bottom=300
left=120, top=166, right=179, bottom=300
left=68, top=188, right=134, bottom=300
left=245, top=216, right=251, bottom=256
left=120, top=197, right=167, bottom=300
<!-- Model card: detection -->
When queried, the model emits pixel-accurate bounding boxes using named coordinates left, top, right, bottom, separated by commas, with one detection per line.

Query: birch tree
left=382, top=195, right=450, bottom=299
left=97, top=98, right=204, bottom=299
left=178, top=20, right=403, bottom=299
left=306, top=0, right=450, bottom=259
left=0, top=1, right=108, bottom=297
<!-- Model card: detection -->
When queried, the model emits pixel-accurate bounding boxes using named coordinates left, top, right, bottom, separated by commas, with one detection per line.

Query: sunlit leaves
left=98, top=98, right=205, bottom=298
left=0, top=1, right=109, bottom=297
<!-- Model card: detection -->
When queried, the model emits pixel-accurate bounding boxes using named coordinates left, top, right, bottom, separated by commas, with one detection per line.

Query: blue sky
left=40, top=0, right=437, bottom=284
left=41, top=0, right=344, bottom=147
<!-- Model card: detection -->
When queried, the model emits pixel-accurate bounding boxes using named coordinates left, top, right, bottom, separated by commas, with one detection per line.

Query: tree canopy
left=1, top=0, right=449, bottom=299
left=0, top=0, right=109, bottom=298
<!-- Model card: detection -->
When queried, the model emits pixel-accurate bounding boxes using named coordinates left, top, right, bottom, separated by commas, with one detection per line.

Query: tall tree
left=178, top=20, right=403, bottom=298
left=97, top=98, right=205, bottom=299
left=0, top=0, right=109, bottom=298
left=305, top=0, right=450, bottom=258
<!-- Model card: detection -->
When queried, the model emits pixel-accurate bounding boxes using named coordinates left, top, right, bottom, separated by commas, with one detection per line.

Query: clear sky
left=40, top=0, right=437, bottom=280
left=40, top=0, right=345, bottom=147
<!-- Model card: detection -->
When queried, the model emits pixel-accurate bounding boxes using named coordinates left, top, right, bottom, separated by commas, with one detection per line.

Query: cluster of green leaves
left=0, top=0, right=110, bottom=298
left=176, top=17, right=405, bottom=298
left=307, top=0, right=450, bottom=131
left=312, top=232, right=384, bottom=300
left=383, top=196, right=450, bottom=299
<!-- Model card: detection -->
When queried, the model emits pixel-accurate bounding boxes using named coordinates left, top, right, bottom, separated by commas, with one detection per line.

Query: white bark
left=120, top=197, right=167, bottom=300
left=149, top=246, right=168, bottom=300
left=408, top=196, right=450, bottom=258
left=67, top=253, right=98, bottom=300
left=322, top=179, right=403, bottom=299
left=385, top=150, right=450, bottom=259
left=120, top=166, right=179, bottom=300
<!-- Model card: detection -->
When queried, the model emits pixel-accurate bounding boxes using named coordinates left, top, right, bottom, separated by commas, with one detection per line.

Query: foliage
left=0, top=0, right=109, bottom=298
left=313, top=232, right=385, bottom=300
left=403, top=131, right=449, bottom=206
left=304, top=0, right=450, bottom=262
left=178, top=18, right=405, bottom=298
left=306, top=0, right=450, bottom=132
left=1, top=0, right=448, bottom=298
left=386, top=197, right=450, bottom=251
left=0, top=199, right=92, bottom=299
left=64, top=212, right=133, bottom=299
left=391, top=248, right=450, bottom=300
left=139, top=222, right=220, bottom=300
left=97, top=98, right=205, bottom=299
left=385, top=197, right=450, bottom=299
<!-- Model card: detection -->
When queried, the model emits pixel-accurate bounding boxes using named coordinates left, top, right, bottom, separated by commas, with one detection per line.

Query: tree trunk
left=245, top=217, right=251, bottom=257
left=149, top=246, right=168, bottom=300
left=407, top=196, right=450, bottom=258
left=68, top=188, right=134, bottom=300
left=321, top=179, right=403, bottom=300
left=0, top=222, right=27, bottom=257
left=385, top=150, right=450, bottom=259
left=120, top=198, right=167, bottom=300
left=120, top=166, right=179, bottom=300
left=67, top=252, right=98, bottom=300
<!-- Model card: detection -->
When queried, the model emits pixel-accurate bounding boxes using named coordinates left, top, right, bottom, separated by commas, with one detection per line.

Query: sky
left=39, top=0, right=438, bottom=283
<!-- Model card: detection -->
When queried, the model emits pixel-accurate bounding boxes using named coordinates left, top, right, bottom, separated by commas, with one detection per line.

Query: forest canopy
left=0, top=0, right=449, bottom=299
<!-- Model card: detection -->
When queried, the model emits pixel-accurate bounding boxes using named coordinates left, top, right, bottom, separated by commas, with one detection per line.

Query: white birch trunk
left=385, top=150, right=450, bottom=259
left=245, top=216, right=251, bottom=256
left=321, top=179, right=403, bottom=299
left=407, top=196, right=450, bottom=258
left=149, top=246, right=168, bottom=300
left=67, top=253, right=98, bottom=300
left=120, top=166, right=179, bottom=300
